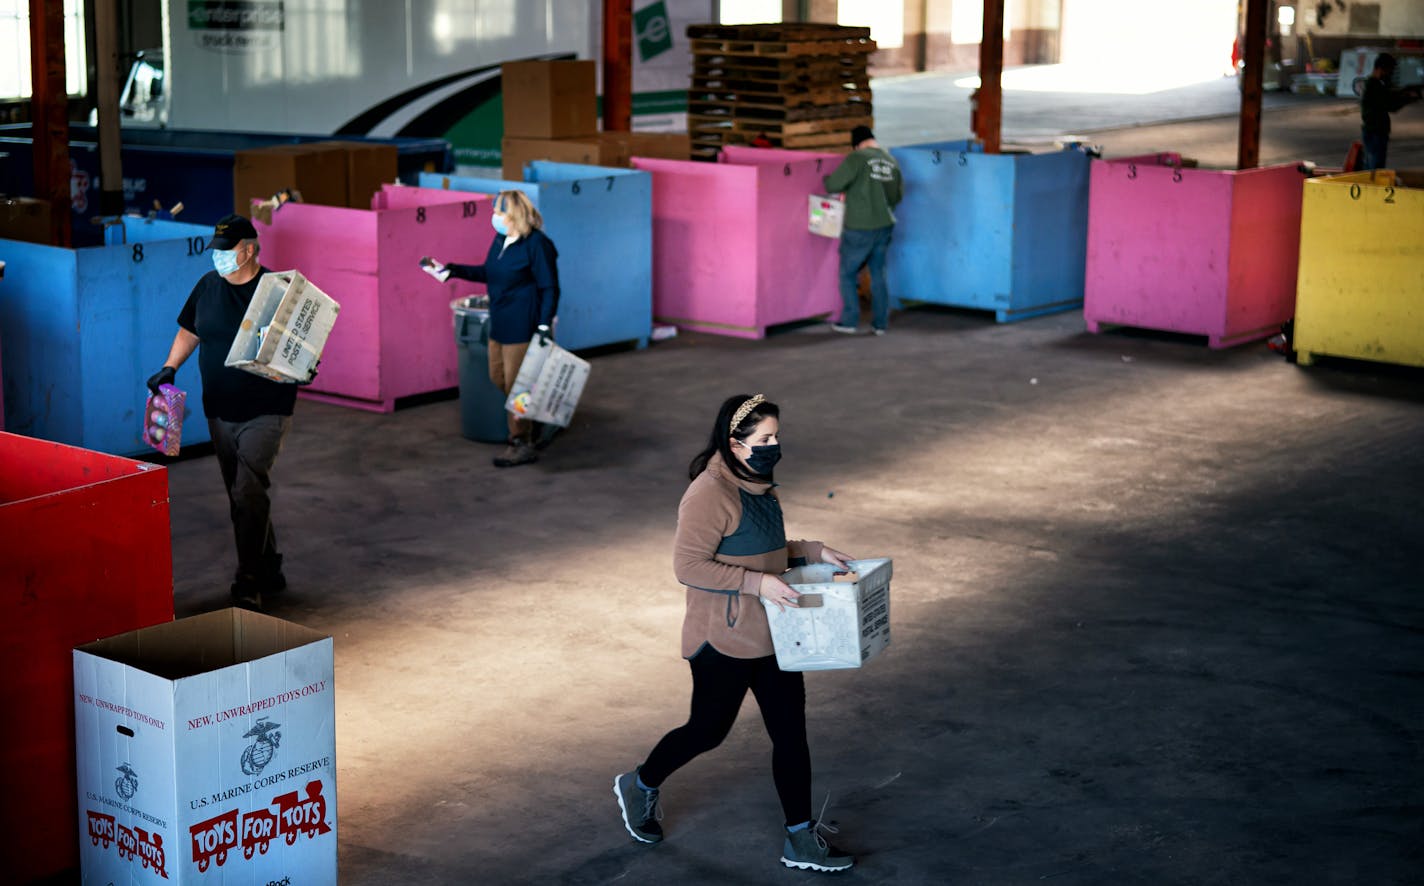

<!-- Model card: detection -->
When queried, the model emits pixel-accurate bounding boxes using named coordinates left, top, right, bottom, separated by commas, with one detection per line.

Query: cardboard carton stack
left=685, top=22, right=876, bottom=160
left=233, top=141, right=398, bottom=217
left=500, top=59, right=690, bottom=180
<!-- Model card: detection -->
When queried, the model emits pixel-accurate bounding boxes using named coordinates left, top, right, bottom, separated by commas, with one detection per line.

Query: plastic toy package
left=143, top=384, right=186, bottom=456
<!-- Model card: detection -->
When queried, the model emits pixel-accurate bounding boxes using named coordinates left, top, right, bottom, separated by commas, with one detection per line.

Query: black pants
left=640, top=645, right=812, bottom=825
left=208, top=415, right=290, bottom=582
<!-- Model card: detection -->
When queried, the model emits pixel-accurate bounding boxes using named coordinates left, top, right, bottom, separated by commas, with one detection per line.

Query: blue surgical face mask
left=491, top=214, right=509, bottom=236
left=739, top=441, right=782, bottom=476
left=212, top=248, right=240, bottom=276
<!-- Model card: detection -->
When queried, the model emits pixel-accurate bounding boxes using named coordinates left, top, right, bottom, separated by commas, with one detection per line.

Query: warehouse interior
left=2, top=1, right=1422, bottom=884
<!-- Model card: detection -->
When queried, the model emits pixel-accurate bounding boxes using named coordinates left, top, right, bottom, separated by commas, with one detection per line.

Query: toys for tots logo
left=189, top=779, right=332, bottom=872
left=87, top=810, right=169, bottom=879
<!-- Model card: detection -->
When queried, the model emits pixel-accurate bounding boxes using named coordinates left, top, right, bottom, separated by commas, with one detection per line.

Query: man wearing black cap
left=822, top=125, right=902, bottom=336
left=1360, top=53, right=1421, bottom=171
left=148, top=213, right=297, bottom=610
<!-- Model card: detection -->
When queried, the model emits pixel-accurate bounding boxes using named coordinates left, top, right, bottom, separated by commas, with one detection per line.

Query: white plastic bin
left=761, top=557, right=892, bottom=671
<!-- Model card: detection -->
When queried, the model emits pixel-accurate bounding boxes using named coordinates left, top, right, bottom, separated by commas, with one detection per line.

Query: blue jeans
left=1361, top=129, right=1388, bottom=171
left=837, top=225, right=894, bottom=330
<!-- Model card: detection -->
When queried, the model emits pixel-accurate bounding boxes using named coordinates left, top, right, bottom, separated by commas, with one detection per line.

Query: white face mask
left=491, top=214, right=509, bottom=236
left=212, top=248, right=241, bottom=276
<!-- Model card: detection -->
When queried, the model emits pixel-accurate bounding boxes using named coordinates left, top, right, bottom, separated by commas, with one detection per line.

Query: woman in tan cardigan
left=614, top=393, right=857, bottom=874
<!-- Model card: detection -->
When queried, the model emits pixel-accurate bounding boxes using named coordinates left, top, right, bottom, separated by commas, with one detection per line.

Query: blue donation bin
left=0, top=216, right=215, bottom=455
left=886, top=141, right=1092, bottom=323
left=420, top=162, right=653, bottom=351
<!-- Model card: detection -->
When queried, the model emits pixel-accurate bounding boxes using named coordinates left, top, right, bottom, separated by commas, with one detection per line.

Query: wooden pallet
left=689, top=38, right=877, bottom=58
left=688, top=87, right=872, bottom=109
left=686, top=23, right=871, bottom=42
left=690, top=75, right=870, bottom=93
left=687, top=100, right=871, bottom=121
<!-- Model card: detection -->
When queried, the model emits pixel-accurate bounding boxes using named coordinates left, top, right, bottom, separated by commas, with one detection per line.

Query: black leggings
left=639, top=644, right=812, bottom=825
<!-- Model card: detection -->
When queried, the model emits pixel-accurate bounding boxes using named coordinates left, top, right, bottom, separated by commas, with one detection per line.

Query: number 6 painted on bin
left=572, top=181, right=581, bottom=195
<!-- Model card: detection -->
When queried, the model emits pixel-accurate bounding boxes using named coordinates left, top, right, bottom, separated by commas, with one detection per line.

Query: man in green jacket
left=823, top=125, right=902, bottom=335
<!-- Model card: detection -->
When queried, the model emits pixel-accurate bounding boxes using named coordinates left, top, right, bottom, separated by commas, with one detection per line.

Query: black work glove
left=147, top=365, right=176, bottom=395
left=296, top=361, right=320, bottom=386
left=535, top=324, right=552, bottom=346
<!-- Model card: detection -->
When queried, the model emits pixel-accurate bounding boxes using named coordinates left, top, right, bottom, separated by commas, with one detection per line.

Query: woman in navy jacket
left=434, top=190, right=560, bottom=467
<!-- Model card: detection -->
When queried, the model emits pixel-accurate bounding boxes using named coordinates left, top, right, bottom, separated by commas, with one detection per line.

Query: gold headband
left=731, top=394, right=766, bottom=430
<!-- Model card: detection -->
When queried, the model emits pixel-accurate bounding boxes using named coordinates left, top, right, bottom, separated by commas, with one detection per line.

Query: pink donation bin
left=1084, top=154, right=1307, bottom=348
left=631, top=146, right=841, bottom=339
left=256, top=185, right=494, bottom=412
left=0, top=432, right=174, bottom=882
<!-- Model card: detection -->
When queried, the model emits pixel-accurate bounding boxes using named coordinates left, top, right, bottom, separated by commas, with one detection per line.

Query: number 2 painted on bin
left=1384, top=187, right=1396, bottom=204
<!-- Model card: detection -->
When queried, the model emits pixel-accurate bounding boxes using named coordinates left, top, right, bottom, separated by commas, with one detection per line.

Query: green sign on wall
left=635, top=1, right=674, bottom=62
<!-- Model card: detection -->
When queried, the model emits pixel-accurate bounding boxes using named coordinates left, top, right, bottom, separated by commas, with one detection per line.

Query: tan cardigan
left=673, top=453, right=824, bottom=659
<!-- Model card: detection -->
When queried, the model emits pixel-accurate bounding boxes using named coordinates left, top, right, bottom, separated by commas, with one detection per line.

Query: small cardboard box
left=623, top=131, right=692, bottom=162
left=224, top=269, right=341, bottom=383
left=501, top=59, right=598, bottom=139
left=762, top=558, right=892, bottom=671
left=74, top=609, right=336, bottom=884
left=0, top=195, right=54, bottom=244
left=233, top=144, right=349, bottom=216
left=501, top=134, right=631, bottom=182
left=505, top=334, right=591, bottom=428
left=310, top=140, right=400, bottom=208
left=808, top=194, right=845, bottom=238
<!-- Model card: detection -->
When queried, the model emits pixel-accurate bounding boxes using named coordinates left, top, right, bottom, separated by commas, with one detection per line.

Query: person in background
left=423, top=190, right=560, bottom=467
left=148, top=214, right=296, bottom=610
left=1360, top=53, right=1421, bottom=171
left=822, top=125, right=902, bottom=336
left=614, top=393, right=858, bottom=874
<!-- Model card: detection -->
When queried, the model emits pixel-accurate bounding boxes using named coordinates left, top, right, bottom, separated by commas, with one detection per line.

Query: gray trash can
left=451, top=297, right=508, bottom=443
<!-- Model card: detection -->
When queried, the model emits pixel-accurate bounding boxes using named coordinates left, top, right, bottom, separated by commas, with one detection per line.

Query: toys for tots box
left=73, top=609, right=336, bottom=884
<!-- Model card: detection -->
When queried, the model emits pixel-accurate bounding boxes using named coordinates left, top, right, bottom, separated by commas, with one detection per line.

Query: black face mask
left=742, top=443, right=782, bottom=476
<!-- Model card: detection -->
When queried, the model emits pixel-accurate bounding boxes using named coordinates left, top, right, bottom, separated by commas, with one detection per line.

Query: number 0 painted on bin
left=1350, top=184, right=1361, bottom=200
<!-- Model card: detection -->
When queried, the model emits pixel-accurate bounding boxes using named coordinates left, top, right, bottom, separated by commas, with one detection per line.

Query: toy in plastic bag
left=144, top=384, right=186, bottom=456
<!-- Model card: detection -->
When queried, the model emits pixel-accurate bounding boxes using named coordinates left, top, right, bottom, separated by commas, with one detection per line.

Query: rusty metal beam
left=976, top=0, right=1005, bottom=154
left=1237, top=0, right=1268, bottom=169
left=28, top=0, right=71, bottom=246
left=602, top=0, right=633, bottom=133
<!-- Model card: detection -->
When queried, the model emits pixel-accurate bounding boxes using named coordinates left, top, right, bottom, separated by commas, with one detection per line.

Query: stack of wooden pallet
left=686, top=22, right=876, bottom=161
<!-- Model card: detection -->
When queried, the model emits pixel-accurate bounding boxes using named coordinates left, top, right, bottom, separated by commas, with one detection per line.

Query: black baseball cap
left=1376, top=52, right=1397, bottom=71
left=210, top=214, right=257, bottom=250
left=851, top=125, right=875, bottom=147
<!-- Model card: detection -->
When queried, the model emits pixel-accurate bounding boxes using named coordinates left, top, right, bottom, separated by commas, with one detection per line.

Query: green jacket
left=823, top=146, right=903, bottom=230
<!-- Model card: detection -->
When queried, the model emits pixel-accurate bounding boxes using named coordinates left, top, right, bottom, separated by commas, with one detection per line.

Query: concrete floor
left=155, top=88, right=1424, bottom=885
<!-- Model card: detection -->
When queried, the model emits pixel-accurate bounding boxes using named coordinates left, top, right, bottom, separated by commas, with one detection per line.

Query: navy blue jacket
left=447, top=229, right=560, bottom=344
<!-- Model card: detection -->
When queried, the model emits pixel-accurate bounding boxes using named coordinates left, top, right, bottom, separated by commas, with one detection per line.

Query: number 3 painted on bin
left=931, top=150, right=942, bottom=165
left=1127, top=163, right=1137, bottom=180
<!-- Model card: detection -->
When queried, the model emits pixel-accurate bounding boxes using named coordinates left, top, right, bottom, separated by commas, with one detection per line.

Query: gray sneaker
left=614, top=770, right=663, bottom=844
left=781, top=821, right=853, bottom=872
left=492, top=440, right=538, bottom=468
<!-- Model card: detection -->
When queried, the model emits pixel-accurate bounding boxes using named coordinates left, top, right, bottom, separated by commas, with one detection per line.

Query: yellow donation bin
left=1294, top=170, right=1424, bottom=368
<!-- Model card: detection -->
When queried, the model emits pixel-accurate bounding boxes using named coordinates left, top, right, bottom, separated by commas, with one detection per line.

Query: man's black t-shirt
left=177, top=267, right=298, bottom=422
